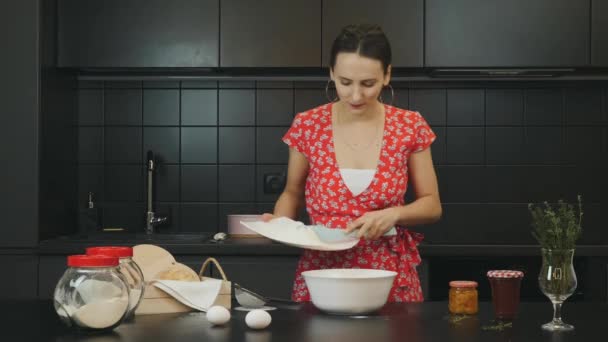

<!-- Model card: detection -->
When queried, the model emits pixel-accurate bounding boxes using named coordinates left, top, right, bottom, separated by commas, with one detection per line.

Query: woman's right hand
left=261, top=213, right=276, bottom=222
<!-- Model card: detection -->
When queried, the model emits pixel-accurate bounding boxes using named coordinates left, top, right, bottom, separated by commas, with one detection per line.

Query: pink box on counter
left=227, top=214, right=262, bottom=237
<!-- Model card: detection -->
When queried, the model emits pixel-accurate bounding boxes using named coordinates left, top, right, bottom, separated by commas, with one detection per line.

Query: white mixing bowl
left=302, top=268, right=397, bottom=314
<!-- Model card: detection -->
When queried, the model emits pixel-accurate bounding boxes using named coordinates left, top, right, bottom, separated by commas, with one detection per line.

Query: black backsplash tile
left=524, top=127, right=562, bottom=164
left=78, top=89, right=104, bottom=125
left=143, top=89, right=179, bottom=125
left=295, top=89, right=326, bottom=113
left=219, top=165, right=255, bottom=202
left=180, top=165, right=218, bottom=202
left=447, top=89, right=485, bottom=126
left=257, top=127, right=289, bottom=164
left=485, top=127, right=525, bottom=164
left=104, top=127, right=142, bottom=163
left=181, top=80, right=218, bottom=89
left=75, top=80, right=607, bottom=243
left=439, top=166, right=484, bottom=203
left=486, top=89, right=524, bottom=126
left=409, top=89, right=447, bottom=126
left=430, top=127, right=446, bottom=165
left=484, top=166, right=527, bottom=203
left=257, top=81, right=293, bottom=89
left=525, top=89, right=562, bottom=125
left=181, top=203, right=218, bottom=233
left=143, top=127, right=179, bottom=164
left=564, top=127, right=604, bottom=164
left=523, top=166, right=566, bottom=203
left=446, top=127, right=484, bottom=164
left=143, top=81, right=180, bottom=89
left=105, top=165, right=143, bottom=201
left=78, top=127, right=103, bottom=163
left=219, top=127, right=255, bottom=163
left=256, top=165, right=287, bottom=202
left=256, top=89, right=294, bottom=126
left=154, top=164, right=180, bottom=202
left=181, top=89, right=218, bottom=126
left=78, top=165, right=104, bottom=205
left=102, top=202, right=145, bottom=232
left=104, top=89, right=142, bottom=125
left=219, top=89, right=255, bottom=125
left=564, top=88, right=603, bottom=125
left=181, top=127, right=217, bottom=163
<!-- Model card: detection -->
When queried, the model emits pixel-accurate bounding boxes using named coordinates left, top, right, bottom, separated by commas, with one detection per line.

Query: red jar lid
left=67, top=255, right=119, bottom=267
left=487, top=270, right=524, bottom=278
left=449, top=280, right=478, bottom=288
left=86, top=246, right=133, bottom=258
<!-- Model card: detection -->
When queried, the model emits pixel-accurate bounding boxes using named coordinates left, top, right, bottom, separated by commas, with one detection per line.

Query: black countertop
left=38, top=234, right=608, bottom=257
left=5, top=300, right=606, bottom=341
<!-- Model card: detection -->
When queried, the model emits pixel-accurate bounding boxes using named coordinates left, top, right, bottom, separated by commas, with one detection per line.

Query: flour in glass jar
left=64, top=297, right=129, bottom=329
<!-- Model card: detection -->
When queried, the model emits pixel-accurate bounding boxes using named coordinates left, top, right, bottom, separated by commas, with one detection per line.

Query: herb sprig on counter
left=481, top=320, right=513, bottom=332
left=528, top=195, right=583, bottom=250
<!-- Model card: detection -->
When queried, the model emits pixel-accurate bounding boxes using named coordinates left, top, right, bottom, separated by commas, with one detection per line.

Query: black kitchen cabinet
left=38, top=256, right=67, bottom=299
left=322, top=0, right=423, bottom=68
left=0, top=255, right=38, bottom=299
left=220, top=0, right=321, bottom=67
left=211, top=256, right=299, bottom=299
left=425, top=0, right=590, bottom=67
left=592, top=0, right=608, bottom=66
left=58, top=0, right=219, bottom=68
left=0, top=0, right=40, bottom=247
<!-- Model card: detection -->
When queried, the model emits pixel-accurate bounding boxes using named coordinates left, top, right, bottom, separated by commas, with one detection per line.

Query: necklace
left=335, top=105, right=382, bottom=151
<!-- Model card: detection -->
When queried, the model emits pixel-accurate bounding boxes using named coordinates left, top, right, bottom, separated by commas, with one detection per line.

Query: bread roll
left=155, top=263, right=200, bottom=282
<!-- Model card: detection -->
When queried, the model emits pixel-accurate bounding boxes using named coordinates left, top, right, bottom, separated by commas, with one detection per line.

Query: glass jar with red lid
left=86, top=246, right=145, bottom=318
left=448, top=280, right=479, bottom=314
left=53, top=255, right=130, bottom=331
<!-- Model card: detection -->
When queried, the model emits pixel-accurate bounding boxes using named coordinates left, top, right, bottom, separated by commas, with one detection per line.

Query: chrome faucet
left=146, top=151, right=167, bottom=234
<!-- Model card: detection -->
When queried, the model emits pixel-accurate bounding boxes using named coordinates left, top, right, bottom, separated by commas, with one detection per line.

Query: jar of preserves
left=86, top=246, right=145, bottom=318
left=54, top=255, right=130, bottom=331
left=448, top=280, right=478, bottom=314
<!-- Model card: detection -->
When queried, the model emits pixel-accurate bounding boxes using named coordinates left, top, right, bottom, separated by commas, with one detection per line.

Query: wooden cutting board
left=132, top=244, right=176, bottom=282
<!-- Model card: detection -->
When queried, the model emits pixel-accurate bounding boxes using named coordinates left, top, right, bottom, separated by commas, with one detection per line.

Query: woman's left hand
left=344, top=208, right=399, bottom=240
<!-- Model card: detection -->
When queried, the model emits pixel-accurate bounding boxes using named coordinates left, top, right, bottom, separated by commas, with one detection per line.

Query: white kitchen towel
left=151, top=279, right=222, bottom=312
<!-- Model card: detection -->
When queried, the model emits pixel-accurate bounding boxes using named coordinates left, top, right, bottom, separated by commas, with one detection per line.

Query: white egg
left=245, top=309, right=272, bottom=329
left=206, top=306, right=231, bottom=325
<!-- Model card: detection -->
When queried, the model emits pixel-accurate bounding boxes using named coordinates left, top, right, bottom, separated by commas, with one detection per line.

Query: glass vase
left=538, top=248, right=577, bottom=331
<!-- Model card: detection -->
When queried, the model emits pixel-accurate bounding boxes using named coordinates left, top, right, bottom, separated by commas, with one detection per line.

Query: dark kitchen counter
left=5, top=300, right=606, bottom=341
left=38, top=234, right=608, bottom=257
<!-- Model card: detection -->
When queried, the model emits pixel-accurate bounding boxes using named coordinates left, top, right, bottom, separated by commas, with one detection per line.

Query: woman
left=264, top=24, right=442, bottom=302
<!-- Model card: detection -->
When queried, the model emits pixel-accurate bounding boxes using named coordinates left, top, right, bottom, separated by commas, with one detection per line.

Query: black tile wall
left=181, top=89, right=218, bottom=125
left=447, top=89, right=485, bottom=125
left=219, top=89, right=255, bottom=125
left=219, top=127, right=255, bottom=163
left=143, top=89, right=179, bottom=126
left=143, top=127, right=179, bottom=163
left=409, top=89, right=446, bottom=126
left=78, top=89, right=103, bottom=125
left=75, top=81, right=608, bottom=245
left=181, top=127, right=217, bottom=163
left=104, top=89, right=142, bottom=125
left=219, top=165, right=255, bottom=202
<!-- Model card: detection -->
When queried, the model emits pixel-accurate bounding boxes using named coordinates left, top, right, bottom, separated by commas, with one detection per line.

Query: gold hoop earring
left=378, top=84, right=395, bottom=106
left=325, top=80, right=338, bottom=102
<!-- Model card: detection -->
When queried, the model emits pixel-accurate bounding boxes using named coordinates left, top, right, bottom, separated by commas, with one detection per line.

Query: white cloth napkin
left=151, top=279, right=222, bottom=312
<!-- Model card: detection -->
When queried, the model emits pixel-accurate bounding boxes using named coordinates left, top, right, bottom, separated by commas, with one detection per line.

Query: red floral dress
left=282, top=102, right=436, bottom=302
